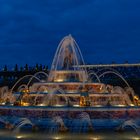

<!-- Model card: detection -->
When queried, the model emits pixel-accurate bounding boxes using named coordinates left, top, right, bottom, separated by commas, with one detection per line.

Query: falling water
left=13, top=118, right=33, bottom=133
left=116, top=119, right=140, bottom=135
left=99, top=71, right=130, bottom=87
left=51, top=116, right=67, bottom=133
left=11, top=75, right=41, bottom=93
left=17, top=84, right=28, bottom=92
left=41, top=88, right=69, bottom=106
left=27, top=71, right=48, bottom=87
left=78, top=112, right=93, bottom=133
left=88, top=70, right=101, bottom=83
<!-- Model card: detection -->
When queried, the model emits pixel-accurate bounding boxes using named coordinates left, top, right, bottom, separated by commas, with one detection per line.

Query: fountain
left=116, top=119, right=140, bottom=135
left=13, top=118, right=33, bottom=133
left=27, top=71, right=48, bottom=87
left=78, top=112, right=93, bottom=132
left=87, top=70, right=101, bottom=83
left=98, top=71, right=130, bottom=87
left=52, top=116, right=68, bottom=132
left=0, top=35, right=140, bottom=133
left=11, top=75, right=41, bottom=93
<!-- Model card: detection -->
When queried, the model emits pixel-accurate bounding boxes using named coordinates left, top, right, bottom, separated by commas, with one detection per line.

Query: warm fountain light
left=55, top=79, right=64, bottom=82
left=21, top=102, right=29, bottom=106
left=1, top=102, right=5, bottom=105
left=94, top=105, right=103, bottom=107
left=44, top=90, right=48, bottom=93
left=22, top=89, right=29, bottom=93
left=16, top=135, right=23, bottom=139
left=90, top=137, right=100, bottom=140
left=114, top=105, right=126, bottom=107
left=0, top=34, right=139, bottom=136
left=54, top=136, right=61, bottom=140
left=134, top=95, right=139, bottom=106
left=38, top=104, right=45, bottom=106
left=130, top=104, right=135, bottom=106
left=132, top=137, right=140, bottom=140
left=73, top=105, right=80, bottom=107
left=55, top=104, right=64, bottom=107
left=134, top=96, right=139, bottom=100
left=100, top=84, right=104, bottom=90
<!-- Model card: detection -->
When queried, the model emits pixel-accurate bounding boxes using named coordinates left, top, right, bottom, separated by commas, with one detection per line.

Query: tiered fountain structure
left=0, top=35, right=140, bottom=133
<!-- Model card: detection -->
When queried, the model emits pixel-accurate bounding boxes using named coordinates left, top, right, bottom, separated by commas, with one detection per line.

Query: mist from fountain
left=41, top=88, right=68, bottom=106
left=78, top=112, right=93, bottom=132
left=33, top=92, right=45, bottom=106
left=0, top=118, right=6, bottom=124
left=0, top=86, right=9, bottom=102
left=0, top=117, right=14, bottom=130
left=111, top=86, right=133, bottom=105
left=31, top=85, right=49, bottom=105
left=0, top=86, right=16, bottom=104
left=95, top=70, right=135, bottom=106
left=51, top=116, right=67, bottom=133
left=125, top=87, right=135, bottom=99
left=42, top=93, right=59, bottom=106
left=0, top=86, right=9, bottom=98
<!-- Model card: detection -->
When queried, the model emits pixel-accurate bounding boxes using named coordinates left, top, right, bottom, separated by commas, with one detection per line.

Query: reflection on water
left=0, top=130, right=139, bottom=140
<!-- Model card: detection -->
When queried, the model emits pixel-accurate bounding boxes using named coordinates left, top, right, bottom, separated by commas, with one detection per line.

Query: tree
left=46, top=65, right=48, bottom=70
left=39, top=64, right=43, bottom=71
left=35, top=63, right=39, bottom=71
left=20, top=66, right=23, bottom=71
left=3, top=65, right=7, bottom=72
left=14, top=64, right=18, bottom=72
left=25, top=64, right=29, bottom=71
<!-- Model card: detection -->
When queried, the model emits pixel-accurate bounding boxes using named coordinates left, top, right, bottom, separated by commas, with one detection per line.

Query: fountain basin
left=0, top=106, right=140, bottom=130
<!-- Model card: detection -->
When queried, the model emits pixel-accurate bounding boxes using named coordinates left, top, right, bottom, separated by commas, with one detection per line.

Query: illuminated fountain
left=0, top=34, right=140, bottom=133
left=26, top=34, right=139, bottom=107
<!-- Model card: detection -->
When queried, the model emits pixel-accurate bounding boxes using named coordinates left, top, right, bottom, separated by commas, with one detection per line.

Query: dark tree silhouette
left=3, top=65, right=8, bottom=72
left=35, top=63, right=39, bottom=71
left=39, top=64, right=43, bottom=71
left=14, top=64, right=18, bottom=72
left=25, top=64, right=29, bottom=71
left=20, top=66, right=23, bottom=71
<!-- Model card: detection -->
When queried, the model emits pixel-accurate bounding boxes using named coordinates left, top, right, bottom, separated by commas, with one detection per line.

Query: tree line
left=2, top=64, right=48, bottom=72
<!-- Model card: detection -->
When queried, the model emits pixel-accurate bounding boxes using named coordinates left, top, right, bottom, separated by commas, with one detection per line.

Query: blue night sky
left=0, top=0, right=140, bottom=68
